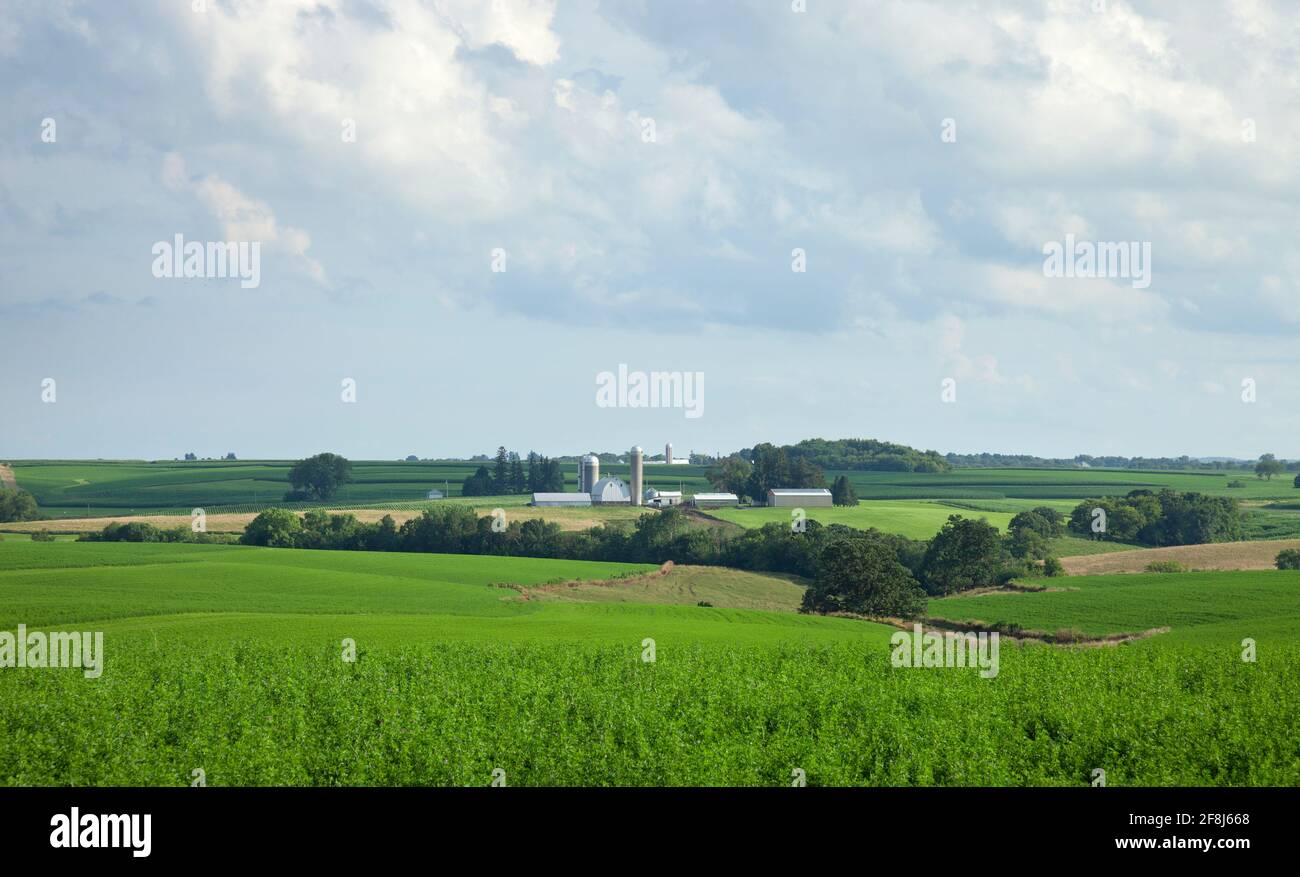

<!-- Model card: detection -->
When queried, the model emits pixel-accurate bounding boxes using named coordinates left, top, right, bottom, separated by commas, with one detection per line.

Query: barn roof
left=531, top=493, right=591, bottom=503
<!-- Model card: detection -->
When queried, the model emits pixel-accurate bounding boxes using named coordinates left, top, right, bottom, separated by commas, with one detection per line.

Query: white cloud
left=162, top=153, right=328, bottom=287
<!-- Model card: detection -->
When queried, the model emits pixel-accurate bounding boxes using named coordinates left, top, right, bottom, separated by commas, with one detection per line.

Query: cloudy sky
left=2, top=0, right=1298, bottom=461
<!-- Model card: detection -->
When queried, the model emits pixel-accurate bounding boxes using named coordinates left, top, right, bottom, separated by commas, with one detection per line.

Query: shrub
left=242, top=508, right=304, bottom=548
left=1041, top=556, right=1064, bottom=577
left=31, top=531, right=55, bottom=542
left=1145, top=560, right=1188, bottom=573
left=1276, top=549, right=1300, bottom=570
left=0, top=488, right=39, bottom=523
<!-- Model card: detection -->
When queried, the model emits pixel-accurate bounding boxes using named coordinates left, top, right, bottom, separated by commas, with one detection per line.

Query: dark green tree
left=920, top=515, right=1004, bottom=595
left=509, top=453, right=526, bottom=494
left=0, top=488, right=38, bottom=523
left=830, top=475, right=859, bottom=506
left=800, top=535, right=926, bottom=617
left=1256, top=453, right=1283, bottom=480
left=286, top=453, right=353, bottom=501
left=492, top=446, right=510, bottom=494
left=706, top=455, right=752, bottom=499
left=461, top=466, right=495, bottom=497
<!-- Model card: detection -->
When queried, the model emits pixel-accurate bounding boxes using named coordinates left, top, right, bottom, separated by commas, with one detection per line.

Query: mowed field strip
left=0, top=504, right=656, bottom=534
left=1060, top=539, right=1300, bottom=574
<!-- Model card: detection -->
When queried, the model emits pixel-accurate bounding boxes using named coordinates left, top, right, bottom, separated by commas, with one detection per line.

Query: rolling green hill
left=1, top=540, right=1298, bottom=786
left=925, top=569, right=1300, bottom=644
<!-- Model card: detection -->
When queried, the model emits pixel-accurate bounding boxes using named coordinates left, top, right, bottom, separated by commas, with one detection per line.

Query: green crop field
left=2, top=540, right=1299, bottom=786
left=4, top=459, right=716, bottom=518
left=832, top=468, right=1300, bottom=501
left=926, top=569, right=1300, bottom=645
left=707, top=501, right=1017, bottom=540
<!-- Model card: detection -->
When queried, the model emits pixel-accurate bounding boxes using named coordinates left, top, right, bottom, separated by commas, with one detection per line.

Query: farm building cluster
left=528, top=444, right=832, bottom=510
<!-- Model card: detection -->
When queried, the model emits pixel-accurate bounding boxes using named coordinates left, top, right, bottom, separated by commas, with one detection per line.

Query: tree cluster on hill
left=1067, top=490, right=1241, bottom=546
left=285, top=453, right=353, bottom=501
left=463, top=447, right=564, bottom=496
left=0, top=489, right=39, bottom=523
left=706, top=443, right=825, bottom=501
left=736, top=438, right=949, bottom=473
left=236, top=505, right=1055, bottom=621
left=945, top=451, right=1298, bottom=472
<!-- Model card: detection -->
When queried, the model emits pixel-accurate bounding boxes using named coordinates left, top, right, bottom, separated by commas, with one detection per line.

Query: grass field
left=926, top=569, right=1300, bottom=645
left=12, top=460, right=1300, bottom=518
left=2, top=539, right=1299, bottom=786
left=707, top=501, right=1016, bottom=540
left=4, top=459, right=715, bottom=517
left=0, top=541, right=877, bottom=649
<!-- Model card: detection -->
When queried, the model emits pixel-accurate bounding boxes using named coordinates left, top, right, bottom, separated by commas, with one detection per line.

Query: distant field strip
left=708, top=501, right=1015, bottom=540
left=926, top=569, right=1300, bottom=644
left=1060, top=539, right=1300, bottom=575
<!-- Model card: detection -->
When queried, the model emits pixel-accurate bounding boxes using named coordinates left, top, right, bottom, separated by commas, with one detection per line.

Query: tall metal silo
left=580, top=453, right=600, bottom=494
left=630, top=446, right=643, bottom=506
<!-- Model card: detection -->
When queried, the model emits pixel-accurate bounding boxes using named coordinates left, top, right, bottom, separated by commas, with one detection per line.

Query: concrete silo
left=580, top=453, right=600, bottom=494
left=630, top=446, right=643, bottom=506
left=665, top=442, right=673, bottom=465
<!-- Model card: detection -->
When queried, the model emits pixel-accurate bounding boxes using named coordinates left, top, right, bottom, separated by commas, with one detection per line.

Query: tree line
left=731, top=438, right=949, bottom=474
left=229, top=504, right=1075, bottom=620
left=461, top=447, right=565, bottom=496
left=1067, top=489, right=1241, bottom=546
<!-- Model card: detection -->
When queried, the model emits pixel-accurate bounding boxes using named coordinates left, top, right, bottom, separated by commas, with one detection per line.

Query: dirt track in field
left=0, top=464, right=17, bottom=491
left=1059, top=539, right=1300, bottom=575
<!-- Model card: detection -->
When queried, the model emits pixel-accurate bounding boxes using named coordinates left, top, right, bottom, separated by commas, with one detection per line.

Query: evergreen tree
left=509, top=453, right=526, bottom=494
left=831, top=475, right=858, bottom=506
left=544, top=458, right=565, bottom=492
left=526, top=451, right=540, bottom=493
left=492, top=446, right=509, bottom=493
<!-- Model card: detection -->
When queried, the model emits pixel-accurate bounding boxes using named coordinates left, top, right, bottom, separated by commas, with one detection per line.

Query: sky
left=2, top=0, right=1298, bottom=462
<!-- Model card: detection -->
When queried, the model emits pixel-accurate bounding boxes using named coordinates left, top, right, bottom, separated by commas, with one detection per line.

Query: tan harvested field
left=519, top=563, right=810, bottom=613
left=1060, top=539, right=1300, bottom=575
left=0, top=504, right=655, bottom=535
left=0, top=464, right=17, bottom=491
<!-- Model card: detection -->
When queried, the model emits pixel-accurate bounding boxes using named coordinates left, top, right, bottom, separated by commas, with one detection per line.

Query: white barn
left=691, top=492, right=739, bottom=508
left=767, top=488, right=833, bottom=507
left=531, top=492, right=592, bottom=507
left=591, top=477, right=632, bottom=505
left=644, top=488, right=683, bottom=508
